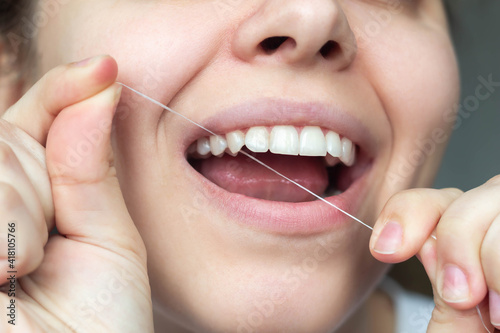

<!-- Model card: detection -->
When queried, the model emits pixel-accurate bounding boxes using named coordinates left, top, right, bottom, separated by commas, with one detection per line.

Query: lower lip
left=187, top=157, right=372, bottom=236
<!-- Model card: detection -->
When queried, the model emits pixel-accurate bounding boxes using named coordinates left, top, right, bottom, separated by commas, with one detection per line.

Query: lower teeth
left=321, top=188, right=342, bottom=199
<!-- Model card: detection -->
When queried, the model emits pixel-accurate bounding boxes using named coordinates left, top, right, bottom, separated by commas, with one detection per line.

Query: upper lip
left=180, top=98, right=378, bottom=158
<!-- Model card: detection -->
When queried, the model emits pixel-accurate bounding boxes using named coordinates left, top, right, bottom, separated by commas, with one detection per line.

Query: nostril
left=319, top=41, right=340, bottom=59
left=260, top=36, right=290, bottom=54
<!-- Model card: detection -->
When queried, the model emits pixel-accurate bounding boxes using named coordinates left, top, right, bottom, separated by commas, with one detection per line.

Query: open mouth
left=186, top=125, right=371, bottom=204
left=176, top=99, right=376, bottom=235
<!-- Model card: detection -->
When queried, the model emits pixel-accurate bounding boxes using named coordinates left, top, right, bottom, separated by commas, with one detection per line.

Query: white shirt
left=378, top=278, right=435, bottom=333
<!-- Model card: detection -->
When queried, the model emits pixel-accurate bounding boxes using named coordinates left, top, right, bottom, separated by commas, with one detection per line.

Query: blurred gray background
left=391, top=0, right=500, bottom=295
left=435, top=0, right=500, bottom=190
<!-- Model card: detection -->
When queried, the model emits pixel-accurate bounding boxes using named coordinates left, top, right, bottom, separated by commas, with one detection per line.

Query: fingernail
left=71, top=55, right=105, bottom=67
left=441, top=264, right=470, bottom=303
left=490, top=290, right=500, bottom=327
left=373, top=221, right=403, bottom=254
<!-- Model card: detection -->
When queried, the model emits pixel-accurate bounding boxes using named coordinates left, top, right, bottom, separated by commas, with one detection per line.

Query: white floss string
left=119, top=83, right=218, bottom=137
left=116, top=82, right=492, bottom=333
left=478, top=306, right=492, bottom=333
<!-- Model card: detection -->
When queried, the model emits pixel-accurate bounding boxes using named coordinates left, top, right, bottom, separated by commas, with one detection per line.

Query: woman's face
left=35, top=0, right=459, bottom=331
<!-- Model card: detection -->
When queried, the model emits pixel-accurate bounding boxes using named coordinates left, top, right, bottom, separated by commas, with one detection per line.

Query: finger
left=0, top=122, right=54, bottom=227
left=0, top=142, right=49, bottom=239
left=46, top=84, right=146, bottom=260
left=2, top=55, right=118, bottom=145
left=482, top=213, right=500, bottom=329
left=434, top=179, right=500, bottom=310
left=370, top=188, right=462, bottom=262
left=427, top=298, right=495, bottom=333
left=419, top=239, right=496, bottom=332
left=0, top=183, right=44, bottom=280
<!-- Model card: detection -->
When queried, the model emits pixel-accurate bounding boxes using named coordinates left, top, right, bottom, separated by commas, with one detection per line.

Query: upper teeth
left=190, top=125, right=356, bottom=166
left=270, top=126, right=299, bottom=155
left=299, top=126, right=327, bottom=157
left=245, top=127, right=269, bottom=153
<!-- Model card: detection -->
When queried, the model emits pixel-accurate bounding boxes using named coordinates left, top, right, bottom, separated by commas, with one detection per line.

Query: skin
left=0, top=0, right=498, bottom=332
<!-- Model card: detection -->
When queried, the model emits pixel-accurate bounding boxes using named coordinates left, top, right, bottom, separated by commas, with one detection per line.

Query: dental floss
left=118, top=82, right=372, bottom=230
left=118, top=83, right=217, bottom=137
left=116, top=82, right=491, bottom=333
left=478, top=306, right=492, bottom=333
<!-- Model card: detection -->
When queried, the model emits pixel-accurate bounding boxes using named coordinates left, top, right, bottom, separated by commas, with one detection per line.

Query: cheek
left=37, top=1, right=226, bottom=97
left=37, top=1, right=233, bottom=171
left=358, top=23, right=460, bottom=187
left=369, top=32, right=459, bottom=140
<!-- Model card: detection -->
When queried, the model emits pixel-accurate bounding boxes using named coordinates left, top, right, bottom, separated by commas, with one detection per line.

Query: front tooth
left=269, top=126, right=299, bottom=155
left=226, top=130, right=245, bottom=154
left=210, top=135, right=227, bottom=156
left=326, top=131, right=342, bottom=157
left=197, top=137, right=211, bottom=156
left=299, top=126, right=327, bottom=156
left=245, top=126, right=269, bottom=153
left=340, top=137, right=355, bottom=166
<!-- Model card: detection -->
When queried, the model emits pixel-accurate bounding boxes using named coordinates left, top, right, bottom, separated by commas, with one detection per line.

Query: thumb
left=46, top=83, right=145, bottom=259
left=419, top=239, right=495, bottom=332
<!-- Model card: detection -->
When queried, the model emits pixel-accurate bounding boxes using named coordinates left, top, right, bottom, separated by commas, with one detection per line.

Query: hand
left=370, top=183, right=500, bottom=332
left=0, top=56, right=153, bottom=332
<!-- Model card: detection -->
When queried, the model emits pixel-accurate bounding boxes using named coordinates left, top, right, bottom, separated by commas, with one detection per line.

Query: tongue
left=197, top=152, right=328, bottom=202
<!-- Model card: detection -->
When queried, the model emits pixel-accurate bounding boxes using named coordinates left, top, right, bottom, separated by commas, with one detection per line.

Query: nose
left=232, top=0, right=357, bottom=69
